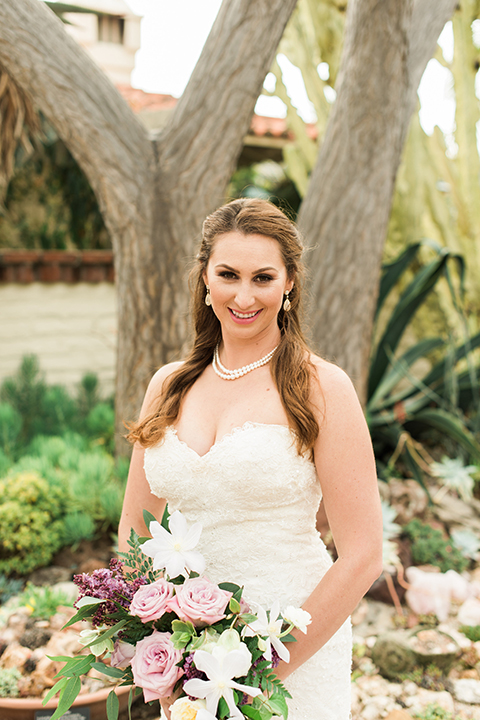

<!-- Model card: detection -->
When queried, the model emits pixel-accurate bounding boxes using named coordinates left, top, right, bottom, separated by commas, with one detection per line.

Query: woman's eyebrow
left=214, top=263, right=278, bottom=274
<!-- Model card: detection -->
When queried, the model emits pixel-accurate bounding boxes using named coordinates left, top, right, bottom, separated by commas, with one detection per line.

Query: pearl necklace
left=212, top=343, right=278, bottom=380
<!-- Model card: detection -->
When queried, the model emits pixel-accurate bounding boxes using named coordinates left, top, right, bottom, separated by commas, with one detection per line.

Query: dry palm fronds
left=0, top=66, right=41, bottom=204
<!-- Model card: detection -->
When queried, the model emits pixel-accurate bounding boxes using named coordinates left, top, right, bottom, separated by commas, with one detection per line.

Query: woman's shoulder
left=141, top=361, right=184, bottom=416
left=308, top=354, right=360, bottom=409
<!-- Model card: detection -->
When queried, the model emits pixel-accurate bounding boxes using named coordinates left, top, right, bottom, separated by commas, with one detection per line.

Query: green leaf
left=53, top=654, right=95, bottom=678
left=171, top=620, right=195, bottom=634
left=268, top=693, right=289, bottom=719
left=218, top=582, right=242, bottom=594
left=240, top=613, right=258, bottom=623
left=412, top=408, right=480, bottom=461
left=369, top=249, right=453, bottom=398
left=143, top=508, right=157, bottom=530
left=47, top=676, right=81, bottom=720
left=91, top=662, right=125, bottom=679
left=82, top=620, right=127, bottom=649
left=217, top=696, right=230, bottom=718
left=171, top=631, right=192, bottom=649
left=229, top=597, right=241, bottom=613
left=42, top=676, right=69, bottom=705
left=61, top=603, right=97, bottom=628
left=161, top=504, right=170, bottom=530
left=242, top=706, right=265, bottom=720
left=375, top=242, right=421, bottom=319
left=106, top=688, right=120, bottom=720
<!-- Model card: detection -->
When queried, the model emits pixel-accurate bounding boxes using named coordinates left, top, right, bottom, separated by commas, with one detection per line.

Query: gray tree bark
left=298, top=0, right=458, bottom=403
left=0, top=0, right=297, bottom=449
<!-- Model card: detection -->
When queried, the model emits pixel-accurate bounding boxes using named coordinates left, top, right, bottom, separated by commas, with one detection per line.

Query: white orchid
left=140, top=510, right=205, bottom=578
left=183, top=641, right=262, bottom=718
left=243, top=600, right=290, bottom=663
left=282, top=606, right=312, bottom=634
left=78, top=626, right=114, bottom=657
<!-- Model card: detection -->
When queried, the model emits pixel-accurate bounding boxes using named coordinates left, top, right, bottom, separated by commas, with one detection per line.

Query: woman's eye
left=219, top=271, right=237, bottom=279
left=255, top=274, right=273, bottom=283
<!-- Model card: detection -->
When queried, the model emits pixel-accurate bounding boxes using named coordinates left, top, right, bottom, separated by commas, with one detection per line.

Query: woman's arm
left=118, top=362, right=183, bottom=554
left=275, top=360, right=383, bottom=680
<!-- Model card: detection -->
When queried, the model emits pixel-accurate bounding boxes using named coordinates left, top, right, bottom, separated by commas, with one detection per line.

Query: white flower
left=170, top=697, right=210, bottom=720
left=79, top=627, right=114, bottom=657
left=282, top=606, right=312, bottom=634
left=183, top=643, right=262, bottom=718
left=140, top=510, right=205, bottom=578
left=243, top=600, right=290, bottom=663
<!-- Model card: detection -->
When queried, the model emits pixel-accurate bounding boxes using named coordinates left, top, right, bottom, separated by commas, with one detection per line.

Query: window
left=98, top=14, right=125, bottom=44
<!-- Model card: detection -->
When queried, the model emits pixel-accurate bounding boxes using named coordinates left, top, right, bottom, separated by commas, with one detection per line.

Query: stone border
left=0, top=250, right=114, bottom=283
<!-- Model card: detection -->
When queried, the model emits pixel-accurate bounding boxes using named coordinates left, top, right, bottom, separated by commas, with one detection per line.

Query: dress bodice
left=144, top=422, right=331, bottom=608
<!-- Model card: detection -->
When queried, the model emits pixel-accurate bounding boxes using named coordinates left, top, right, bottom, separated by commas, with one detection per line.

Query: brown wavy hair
left=127, top=198, right=320, bottom=456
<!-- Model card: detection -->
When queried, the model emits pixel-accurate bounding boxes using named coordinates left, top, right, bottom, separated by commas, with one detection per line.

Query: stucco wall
left=0, top=283, right=117, bottom=394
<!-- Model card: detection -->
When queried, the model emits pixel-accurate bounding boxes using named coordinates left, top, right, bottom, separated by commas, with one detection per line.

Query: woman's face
left=203, top=231, right=294, bottom=340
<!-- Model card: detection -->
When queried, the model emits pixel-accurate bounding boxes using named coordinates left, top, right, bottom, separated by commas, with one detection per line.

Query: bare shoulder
left=141, top=361, right=184, bottom=417
left=308, top=354, right=361, bottom=416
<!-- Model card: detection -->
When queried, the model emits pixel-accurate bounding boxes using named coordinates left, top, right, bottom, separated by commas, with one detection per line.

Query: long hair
left=127, top=198, right=320, bottom=456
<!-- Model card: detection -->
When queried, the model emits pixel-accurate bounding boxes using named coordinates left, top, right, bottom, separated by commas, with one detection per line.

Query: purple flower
left=73, top=558, right=147, bottom=627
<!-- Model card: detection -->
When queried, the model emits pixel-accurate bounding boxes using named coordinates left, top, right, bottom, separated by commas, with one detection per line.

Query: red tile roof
left=116, top=85, right=318, bottom=141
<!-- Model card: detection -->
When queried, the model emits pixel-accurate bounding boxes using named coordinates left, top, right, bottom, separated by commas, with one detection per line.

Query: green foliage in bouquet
left=403, top=519, right=469, bottom=573
left=0, top=471, right=67, bottom=575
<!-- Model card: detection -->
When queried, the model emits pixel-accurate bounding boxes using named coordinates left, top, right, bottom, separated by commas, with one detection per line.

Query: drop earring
left=205, top=285, right=212, bottom=306
left=283, top=290, right=291, bottom=312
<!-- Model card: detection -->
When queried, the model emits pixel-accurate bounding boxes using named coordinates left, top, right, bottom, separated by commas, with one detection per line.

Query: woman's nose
left=234, top=283, right=255, bottom=309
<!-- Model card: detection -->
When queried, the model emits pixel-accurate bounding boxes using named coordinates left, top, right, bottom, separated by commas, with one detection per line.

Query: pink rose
left=167, top=577, right=232, bottom=627
left=130, top=631, right=183, bottom=701
left=130, top=578, right=176, bottom=623
left=111, top=640, right=135, bottom=668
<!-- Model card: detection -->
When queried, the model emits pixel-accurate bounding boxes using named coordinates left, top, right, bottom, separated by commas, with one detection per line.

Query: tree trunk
left=0, top=0, right=297, bottom=450
left=298, top=0, right=457, bottom=403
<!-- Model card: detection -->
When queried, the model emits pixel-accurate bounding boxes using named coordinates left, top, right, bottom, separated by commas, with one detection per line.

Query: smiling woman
left=119, top=198, right=383, bottom=720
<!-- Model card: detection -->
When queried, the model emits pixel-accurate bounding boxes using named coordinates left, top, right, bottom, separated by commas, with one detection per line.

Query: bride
left=119, top=198, right=383, bottom=719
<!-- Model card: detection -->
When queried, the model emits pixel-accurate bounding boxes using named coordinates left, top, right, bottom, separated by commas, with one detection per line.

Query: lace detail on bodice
left=144, top=422, right=352, bottom=719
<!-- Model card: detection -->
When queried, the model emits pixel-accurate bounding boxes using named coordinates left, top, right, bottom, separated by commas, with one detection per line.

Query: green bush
left=63, top=512, right=96, bottom=547
left=18, top=582, right=71, bottom=619
left=0, top=472, right=67, bottom=575
left=0, top=574, right=23, bottom=605
left=403, top=518, right=469, bottom=573
left=0, top=403, right=22, bottom=456
left=460, top=625, right=480, bottom=642
left=0, top=668, right=21, bottom=698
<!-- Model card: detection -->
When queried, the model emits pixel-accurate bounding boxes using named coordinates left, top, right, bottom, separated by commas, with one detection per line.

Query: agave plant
left=367, top=241, right=480, bottom=488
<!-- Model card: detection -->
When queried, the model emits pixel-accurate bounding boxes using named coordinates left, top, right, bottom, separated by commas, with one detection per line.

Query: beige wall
left=0, top=283, right=117, bottom=394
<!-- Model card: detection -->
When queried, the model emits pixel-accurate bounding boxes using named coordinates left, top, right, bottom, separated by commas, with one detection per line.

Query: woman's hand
left=160, top=686, right=182, bottom=720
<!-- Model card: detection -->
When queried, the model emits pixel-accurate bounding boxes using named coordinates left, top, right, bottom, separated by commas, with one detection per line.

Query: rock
left=433, top=494, right=480, bottom=534
left=0, top=641, right=32, bottom=669
left=384, top=712, right=414, bottom=720
left=404, top=689, right=455, bottom=713
left=28, top=565, right=72, bottom=586
left=372, top=627, right=460, bottom=680
left=52, top=580, right=78, bottom=604
left=19, top=626, right=52, bottom=649
left=408, top=627, right=460, bottom=672
left=388, top=478, right=429, bottom=525
left=459, top=598, right=480, bottom=626
left=405, top=567, right=470, bottom=621
left=452, top=678, right=480, bottom=703
left=454, top=701, right=480, bottom=718
left=352, top=599, right=396, bottom=638
left=371, top=631, right=417, bottom=679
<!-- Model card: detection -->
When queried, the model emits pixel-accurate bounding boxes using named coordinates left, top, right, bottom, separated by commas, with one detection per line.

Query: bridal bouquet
left=44, top=509, right=311, bottom=720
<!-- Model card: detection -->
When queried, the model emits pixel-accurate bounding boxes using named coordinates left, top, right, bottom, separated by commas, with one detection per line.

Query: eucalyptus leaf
left=106, top=688, right=120, bottom=720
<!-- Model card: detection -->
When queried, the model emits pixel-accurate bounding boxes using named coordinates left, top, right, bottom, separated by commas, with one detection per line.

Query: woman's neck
left=218, top=331, right=281, bottom=369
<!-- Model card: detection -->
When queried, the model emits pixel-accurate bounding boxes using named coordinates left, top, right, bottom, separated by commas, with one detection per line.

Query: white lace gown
left=144, top=422, right=352, bottom=720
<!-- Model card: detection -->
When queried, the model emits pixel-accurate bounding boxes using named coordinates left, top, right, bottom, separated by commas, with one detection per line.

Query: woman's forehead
left=209, top=231, right=285, bottom=268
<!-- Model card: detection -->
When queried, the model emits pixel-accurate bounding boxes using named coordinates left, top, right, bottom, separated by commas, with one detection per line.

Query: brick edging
left=0, top=250, right=114, bottom=283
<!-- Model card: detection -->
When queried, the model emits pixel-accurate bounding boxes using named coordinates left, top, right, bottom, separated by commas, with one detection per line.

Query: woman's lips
left=228, top=308, right=262, bottom=324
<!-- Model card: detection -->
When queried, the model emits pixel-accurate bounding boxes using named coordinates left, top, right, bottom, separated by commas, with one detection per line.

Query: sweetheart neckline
left=166, top=421, right=292, bottom=459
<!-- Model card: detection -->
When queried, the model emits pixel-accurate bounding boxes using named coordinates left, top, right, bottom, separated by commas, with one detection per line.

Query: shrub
left=0, top=402, right=22, bottom=457
left=403, top=518, right=469, bottom=573
left=0, top=472, right=67, bottom=575
left=63, top=512, right=96, bottom=547
left=0, top=668, right=21, bottom=698
left=0, top=574, right=23, bottom=605
left=18, top=582, right=71, bottom=619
